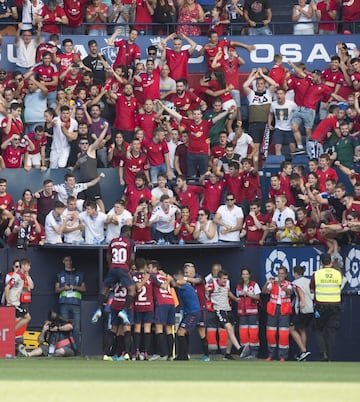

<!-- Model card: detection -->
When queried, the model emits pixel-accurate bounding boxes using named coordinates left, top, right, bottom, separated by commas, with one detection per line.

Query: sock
left=114, top=335, right=124, bottom=356
left=103, top=330, right=116, bottom=355
left=298, top=144, right=304, bottom=149
left=166, top=333, right=174, bottom=357
left=133, top=332, right=141, bottom=351
left=124, top=331, right=132, bottom=354
left=156, top=333, right=167, bottom=357
left=124, top=294, right=134, bottom=310
left=144, top=333, right=151, bottom=354
left=201, top=336, right=209, bottom=356
left=177, top=336, right=187, bottom=359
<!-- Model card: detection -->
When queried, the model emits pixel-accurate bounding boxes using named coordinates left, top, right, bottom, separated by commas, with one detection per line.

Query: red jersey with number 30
left=108, top=236, right=136, bottom=270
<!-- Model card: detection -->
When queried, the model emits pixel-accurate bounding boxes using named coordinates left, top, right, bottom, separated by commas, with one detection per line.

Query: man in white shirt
left=213, top=193, right=244, bottom=242
left=79, top=200, right=107, bottom=244
left=105, top=199, right=132, bottom=243
left=268, top=88, right=298, bottom=155
left=149, top=194, right=180, bottom=243
left=50, top=105, right=78, bottom=168
left=151, top=172, right=174, bottom=207
left=63, top=196, right=84, bottom=244
left=45, top=200, right=66, bottom=244
left=15, top=22, right=41, bottom=72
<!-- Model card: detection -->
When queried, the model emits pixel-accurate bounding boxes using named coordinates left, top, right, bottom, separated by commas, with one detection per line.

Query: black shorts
left=215, top=310, right=235, bottom=328
left=248, top=122, right=266, bottom=144
left=290, top=313, right=314, bottom=329
left=15, top=305, right=29, bottom=318
left=78, top=184, right=102, bottom=201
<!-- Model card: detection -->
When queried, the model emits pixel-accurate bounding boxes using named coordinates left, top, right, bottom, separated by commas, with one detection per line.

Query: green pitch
left=1, top=358, right=360, bottom=401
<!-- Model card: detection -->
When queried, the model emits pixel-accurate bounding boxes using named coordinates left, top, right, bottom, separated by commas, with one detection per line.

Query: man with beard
left=167, top=79, right=206, bottom=117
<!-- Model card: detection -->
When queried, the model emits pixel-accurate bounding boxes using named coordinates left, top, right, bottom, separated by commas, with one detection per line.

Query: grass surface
left=1, top=358, right=360, bottom=401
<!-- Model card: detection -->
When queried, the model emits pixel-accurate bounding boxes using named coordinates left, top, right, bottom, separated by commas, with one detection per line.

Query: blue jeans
left=186, top=152, right=209, bottom=178
left=60, top=303, right=81, bottom=350
left=248, top=25, right=272, bottom=35
left=149, top=163, right=166, bottom=183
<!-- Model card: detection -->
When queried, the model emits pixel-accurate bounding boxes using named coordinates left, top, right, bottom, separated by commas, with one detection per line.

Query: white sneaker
left=103, top=354, right=113, bottom=361
left=240, top=344, right=251, bottom=359
left=149, top=354, right=160, bottom=361
left=18, top=344, right=29, bottom=358
left=91, top=309, right=102, bottom=324
left=118, top=310, right=130, bottom=325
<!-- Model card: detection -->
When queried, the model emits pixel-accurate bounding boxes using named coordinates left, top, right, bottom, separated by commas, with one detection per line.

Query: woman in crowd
left=176, top=0, right=205, bottom=36
left=292, top=0, right=314, bottom=35
left=108, top=131, right=129, bottom=168
left=236, top=268, right=261, bottom=358
left=193, top=208, right=218, bottom=243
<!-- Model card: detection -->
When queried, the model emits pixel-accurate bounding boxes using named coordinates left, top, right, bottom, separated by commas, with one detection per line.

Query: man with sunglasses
left=1, top=132, right=35, bottom=168
left=213, top=192, right=244, bottom=242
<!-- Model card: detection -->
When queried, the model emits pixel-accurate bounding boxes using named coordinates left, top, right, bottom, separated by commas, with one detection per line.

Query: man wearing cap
left=310, top=253, right=342, bottom=361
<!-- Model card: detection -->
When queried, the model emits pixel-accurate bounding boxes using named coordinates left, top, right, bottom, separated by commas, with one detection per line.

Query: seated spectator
left=149, top=194, right=180, bottom=243
left=86, top=0, right=108, bottom=36
left=276, top=217, right=304, bottom=243
left=174, top=206, right=195, bottom=243
left=132, top=197, right=153, bottom=243
left=176, top=0, right=205, bottom=37
left=292, top=0, right=314, bottom=35
left=193, top=208, right=218, bottom=243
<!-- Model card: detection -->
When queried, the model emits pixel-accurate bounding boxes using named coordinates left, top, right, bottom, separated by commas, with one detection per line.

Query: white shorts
left=25, top=152, right=41, bottom=167
left=50, top=148, right=70, bottom=169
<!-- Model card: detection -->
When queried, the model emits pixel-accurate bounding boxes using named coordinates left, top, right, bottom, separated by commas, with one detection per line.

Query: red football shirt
left=181, top=117, right=213, bottom=154
left=166, top=49, right=190, bottom=80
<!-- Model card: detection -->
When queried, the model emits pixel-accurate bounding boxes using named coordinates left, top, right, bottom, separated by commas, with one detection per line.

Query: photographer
left=7, top=209, right=43, bottom=249
left=18, top=311, right=77, bottom=358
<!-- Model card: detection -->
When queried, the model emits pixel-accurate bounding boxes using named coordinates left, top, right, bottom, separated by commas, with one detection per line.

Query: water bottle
left=314, top=309, right=320, bottom=319
left=178, top=238, right=185, bottom=245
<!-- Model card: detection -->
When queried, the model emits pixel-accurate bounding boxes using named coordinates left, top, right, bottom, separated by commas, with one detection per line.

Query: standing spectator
left=55, top=256, right=86, bottom=349
left=176, top=0, right=205, bottom=37
left=152, top=0, right=176, bottom=35
left=1, top=102, right=25, bottom=141
left=15, top=23, right=41, bottom=73
left=132, top=197, right=152, bottom=243
left=108, top=28, right=141, bottom=69
left=0, top=0, right=18, bottom=36
left=268, top=88, right=298, bottom=156
left=62, top=0, right=87, bottom=34
left=159, top=33, right=198, bottom=81
left=199, top=171, right=226, bottom=215
left=44, top=200, right=66, bottom=244
left=108, top=0, right=130, bottom=36
left=159, top=101, right=232, bottom=177
left=263, top=267, right=292, bottom=361
left=50, top=105, right=78, bottom=168
left=175, top=174, right=203, bottom=221
left=243, top=68, right=276, bottom=168
left=119, top=138, right=150, bottom=186
left=122, top=172, right=152, bottom=214
left=134, top=57, right=164, bottom=102
left=79, top=200, right=107, bottom=244
left=290, top=265, right=313, bottom=362
left=35, top=179, right=56, bottom=225
left=241, top=200, right=267, bottom=245
left=106, top=199, right=132, bottom=243
left=25, top=51, right=58, bottom=108
left=243, top=0, right=272, bottom=35
left=292, top=0, right=314, bottom=35
left=174, top=131, right=188, bottom=177
left=24, top=125, right=47, bottom=171
left=149, top=194, right=180, bottom=243
left=0, top=178, right=13, bottom=212
left=151, top=172, right=174, bottom=207
left=21, top=0, right=43, bottom=32
left=36, top=0, right=69, bottom=34
left=310, top=253, right=342, bottom=361
left=341, top=0, right=360, bottom=34
left=62, top=196, right=84, bottom=244
left=53, top=38, right=80, bottom=75
left=86, top=0, right=108, bottom=36
left=23, top=76, right=48, bottom=135
left=82, top=40, right=107, bottom=86
left=314, top=0, right=338, bottom=34
left=213, top=193, right=244, bottom=242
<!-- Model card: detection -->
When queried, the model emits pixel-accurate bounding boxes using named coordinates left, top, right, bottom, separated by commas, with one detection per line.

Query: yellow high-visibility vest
left=314, top=268, right=342, bottom=303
